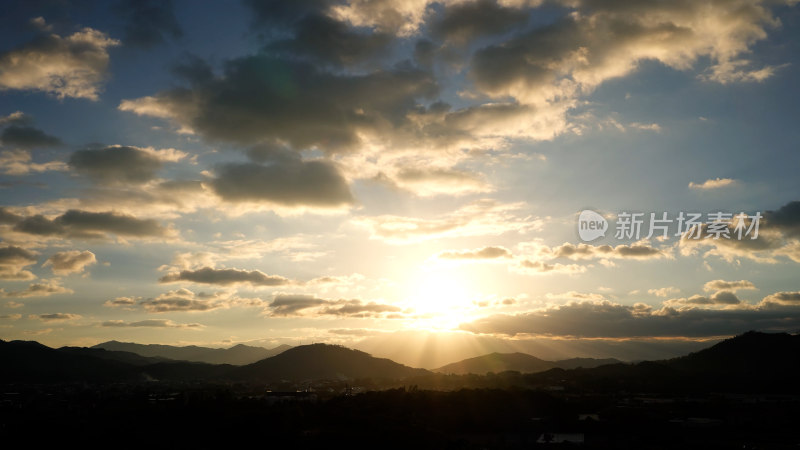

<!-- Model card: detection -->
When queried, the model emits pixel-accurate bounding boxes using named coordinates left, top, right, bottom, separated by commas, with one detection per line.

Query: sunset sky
left=1, top=0, right=799, bottom=367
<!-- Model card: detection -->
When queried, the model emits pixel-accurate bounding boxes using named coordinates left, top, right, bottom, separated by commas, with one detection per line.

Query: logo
left=578, top=209, right=608, bottom=242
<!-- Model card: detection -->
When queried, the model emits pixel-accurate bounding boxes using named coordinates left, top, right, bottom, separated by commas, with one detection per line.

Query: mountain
left=58, top=346, right=171, bottom=366
left=1, top=340, right=135, bottom=382
left=667, top=330, right=800, bottom=374
left=525, top=331, right=800, bottom=393
left=435, top=352, right=556, bottom=375
left=434, top=352, right=621, bottom=375
left=232, top=343, right=431, bottom=381
left=93, top=340, right=291, bottom=365
left=553, top=357, right=621, bottom=370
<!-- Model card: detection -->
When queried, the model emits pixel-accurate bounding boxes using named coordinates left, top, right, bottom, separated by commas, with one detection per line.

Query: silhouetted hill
left=0, top=340, right=134, bottom=382
left=58, top=346, right=171, bottom=366
left=434, top=352, right=621, bottom=375
left=93, top=340, right=290, bottom=365
left=232, top=343, right=431, bottom=381
left=554, top=356, right=621, bottom=370
left=435, top=352, right=555, bottom=374
left=667, top=330, right=800, bottom=373
left=524, top=331, right=800, bottom=393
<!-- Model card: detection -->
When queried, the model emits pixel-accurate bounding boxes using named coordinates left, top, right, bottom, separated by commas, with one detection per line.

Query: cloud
left=104, top=289, right=267, bottom=313
left=0, top=245, right=38, bottom=280
left=512, top=259, right=587, bottom=275
left=267, top=293, right=402, bottom=318
left=1, top=279, right=72, bottom=298
left=703, top=279, right=756, bottom=292
left=430, top=0, right=529, bottom=44
left=104, top=296, right=138, bottom=308
left=114, top=0, right=183, bottom=48
left=139, top=288, right=249, bottom=313
left=0, top=111, right=31, bottom=126
left=391, top=166, right=491, bottom=196
left=0, top=125, right=62, bottom=149
left=69, top=145, right=188, bottom=185
left=759, top=291, right=800, bottom=307
left=0, top=149, right=67, bottom=175
left=545, top=291, right=607, bottom=302
left=689, top=177, right=737, bottom=190
left=266, top=12, right=393, bottom=66
left=42, top=250, right=97, bottom=275
left=460, top=296, right=800, bottom=338
left=159, top=267, right=293, bottom=287
left=648, top=287, right=680, bottom=297
left=353, top=200, right=540, bottom=244
left=0, top=20, right=119, bottom=99
left=0, top=314, right=21, bottom=320
left=33, top=313, right=81, bottom=322
left=0, top=208, right=23, bottom=225
left=663, top=291, right=742, bottom=307
left=100, top=319, right=203, bottom=328
left=210, top=159, right=354, bottom=208
left=470, top=0, right=784, bottom=108
left=765, top=200, right=800, bottom=238
left=546, top=241, right=667, bottom=260
left=437, top=246, right=512, bottom=260
left=269, top=294, right=329, bottom=316
left=119, top=55, right=437, bottom=151
left=11, top=209, right=169, bottom=240
left=678, top=221, right=785, bottom=264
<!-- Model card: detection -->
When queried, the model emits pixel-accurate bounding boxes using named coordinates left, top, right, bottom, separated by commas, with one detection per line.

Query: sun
left=403, top=268, right=477, bottom=330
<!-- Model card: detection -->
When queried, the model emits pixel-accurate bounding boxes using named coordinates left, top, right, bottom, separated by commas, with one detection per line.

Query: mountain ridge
left=434, top=351, right=621, bottom=375
left=92, top=340, right=291, bottom=365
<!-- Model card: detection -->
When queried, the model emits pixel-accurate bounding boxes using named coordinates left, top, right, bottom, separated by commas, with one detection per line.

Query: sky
left=1, top=0, right=799, bottom=368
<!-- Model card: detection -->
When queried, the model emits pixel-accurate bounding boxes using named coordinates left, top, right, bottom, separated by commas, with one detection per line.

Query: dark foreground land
left=2, top=383, right=800, bottom=449
left=2, top=331, right=800, bottom=448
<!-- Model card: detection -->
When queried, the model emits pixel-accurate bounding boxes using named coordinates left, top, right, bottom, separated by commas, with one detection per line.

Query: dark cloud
left=460, top=298, right=800, bottom=338
left=431, top=0, right=529, bottom=44
left=437, top=246, right=511, bottom=260
left=413, top=39, right=436, bottom=66
left=210, top=159, right=353, bottom=207
left=68, top=146, right=163, bottom=185
left=119, top=55, right=437, bottom=152
left=269, top=294, right=329, bottom=316
left=765, top=200, right=800, bottom=237
left=268, top=293, right=402, bottom=317
left=114, top=0, right=183, bottom=48
left=159, top=267, right=292, bottom=286
left=266, top=13, right=393, bottom=66
left=0, top=245, right=38, bottom=280
left=470, top=0, right=781, bottom=103
left=0, top=125, right=62, bottom=149
left=35, top=312, right=80, bottom=321
left=664, top=291, right=742, bottom=307
left=0, top=207, right=23, bottom=224
left=242, top=0, right=334, bottom=27
left=12, top=209, right=167, bottom=239
left=551, top=242, right=665, bottom=260
left=321, top=300, right=402, bottom=316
